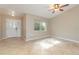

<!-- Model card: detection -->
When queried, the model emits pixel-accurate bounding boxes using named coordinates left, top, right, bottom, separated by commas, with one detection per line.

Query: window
left=34, top=21, right=47, bottom=31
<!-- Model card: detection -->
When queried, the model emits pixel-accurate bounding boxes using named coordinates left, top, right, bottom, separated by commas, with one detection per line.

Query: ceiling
left=0, top=4, right=77, bottom=19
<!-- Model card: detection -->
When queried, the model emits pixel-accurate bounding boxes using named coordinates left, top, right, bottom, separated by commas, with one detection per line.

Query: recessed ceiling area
left=0, top=4, right=77, bottom=19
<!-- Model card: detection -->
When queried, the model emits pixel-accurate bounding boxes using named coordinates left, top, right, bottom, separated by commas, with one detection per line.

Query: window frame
left=34, top=20, right=47, bottom=32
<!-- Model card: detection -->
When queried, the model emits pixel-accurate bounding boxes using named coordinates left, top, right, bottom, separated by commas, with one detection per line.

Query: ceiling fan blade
left=48, top=8, right=55, bottom=13
left=52, top=10, right=55, bottom=13
left=60, top=4, right=69, bottom=7
left=59, top=9, right=64, bottom=11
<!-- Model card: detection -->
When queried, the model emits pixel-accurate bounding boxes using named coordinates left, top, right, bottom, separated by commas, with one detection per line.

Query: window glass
left=34, top=21, right=47, bottom=31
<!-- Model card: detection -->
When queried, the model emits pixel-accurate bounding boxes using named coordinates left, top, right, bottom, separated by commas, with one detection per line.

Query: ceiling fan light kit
left=49, top=4, right=69, bottom=13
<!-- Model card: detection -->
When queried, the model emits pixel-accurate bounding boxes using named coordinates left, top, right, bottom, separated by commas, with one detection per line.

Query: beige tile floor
left=0, top=37, right=79, bottom=55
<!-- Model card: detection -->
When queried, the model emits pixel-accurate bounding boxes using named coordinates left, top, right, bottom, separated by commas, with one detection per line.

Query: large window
left=34, top=21, right=47, bottom=31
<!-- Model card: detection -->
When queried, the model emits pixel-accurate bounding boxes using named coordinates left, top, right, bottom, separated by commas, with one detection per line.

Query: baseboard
left=0, top=37, right=22, bottom=41
left=0, top=37, right=8, bottom=40
left=52, top=35, right=79, bottom=43
left=26, top=35, right=50, bottom=41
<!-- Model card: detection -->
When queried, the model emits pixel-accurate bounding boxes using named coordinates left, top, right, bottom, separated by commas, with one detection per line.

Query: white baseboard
left=0, top=37, right=8, bottom=40
left=52, top=35, right=79, bottom=43
left=26, top=35, right=50, bottom=41
left=0, top=37, right=22, bottom=41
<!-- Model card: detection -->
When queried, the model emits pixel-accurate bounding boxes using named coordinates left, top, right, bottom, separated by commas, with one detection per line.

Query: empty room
left=0, top=4, right=79, bottom=55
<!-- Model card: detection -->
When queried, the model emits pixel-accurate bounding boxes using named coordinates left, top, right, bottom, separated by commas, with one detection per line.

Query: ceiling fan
left=49, top=4, right=69, bottom=13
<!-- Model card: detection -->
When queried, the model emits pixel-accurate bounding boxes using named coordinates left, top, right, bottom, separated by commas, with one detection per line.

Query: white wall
left=26, top=14, right=50, bottom=41
left=50, top=5, right=79, bottom=42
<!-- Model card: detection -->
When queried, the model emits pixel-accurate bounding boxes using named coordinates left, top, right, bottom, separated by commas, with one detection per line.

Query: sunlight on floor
left=34, top=38, right=62, bottom=49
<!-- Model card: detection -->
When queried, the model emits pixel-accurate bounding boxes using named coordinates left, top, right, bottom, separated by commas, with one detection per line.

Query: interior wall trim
left=52, top=34, right=79, bottom=43
left=26, top=35, right=50, bottom=41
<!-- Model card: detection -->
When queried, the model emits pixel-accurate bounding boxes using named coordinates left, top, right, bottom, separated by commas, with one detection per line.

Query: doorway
left=6, top=19, right=21, bottom=38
